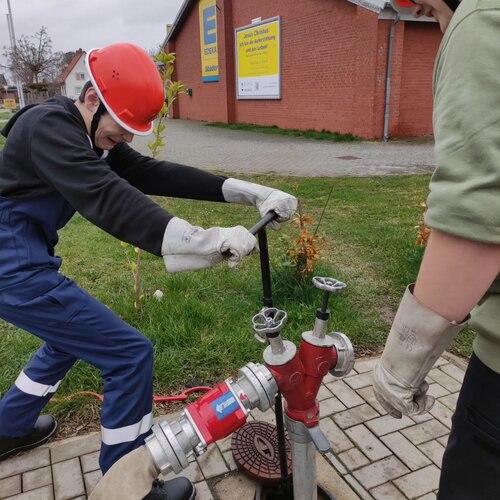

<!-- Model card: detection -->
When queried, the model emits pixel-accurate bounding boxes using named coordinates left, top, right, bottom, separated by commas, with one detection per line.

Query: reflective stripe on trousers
left=0, top=275, right=154, bottom=473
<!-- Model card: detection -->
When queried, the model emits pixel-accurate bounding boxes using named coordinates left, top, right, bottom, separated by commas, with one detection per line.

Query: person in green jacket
left=374, top=0, right=500, bottom=498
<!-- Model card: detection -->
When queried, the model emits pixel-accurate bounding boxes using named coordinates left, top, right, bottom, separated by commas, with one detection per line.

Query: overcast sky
left=0, top=0, right=185, bottom=81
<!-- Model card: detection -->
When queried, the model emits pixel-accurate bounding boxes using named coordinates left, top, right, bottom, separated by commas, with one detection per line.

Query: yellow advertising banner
left=198, top=0, right=219, bottom=82
left=236, top=17, right=281, bottom=99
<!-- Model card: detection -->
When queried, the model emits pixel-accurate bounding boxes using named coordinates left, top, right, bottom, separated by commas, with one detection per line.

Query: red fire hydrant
left=144, top=277, right=354, bottom=500
left=252, top=277, right=354, bottom=499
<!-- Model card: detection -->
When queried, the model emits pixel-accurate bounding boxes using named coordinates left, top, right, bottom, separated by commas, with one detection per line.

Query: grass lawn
left=0, top=169, right=475, bottom=435
left=206, top=122, right=360, bottom=142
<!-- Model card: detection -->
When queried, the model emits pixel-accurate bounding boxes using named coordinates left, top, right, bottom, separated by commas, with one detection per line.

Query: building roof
left=162, top=0, right=195, bottom=47
left=162, top=0, right=434, bottom=47
left=57, top=49, right=85, bottom=84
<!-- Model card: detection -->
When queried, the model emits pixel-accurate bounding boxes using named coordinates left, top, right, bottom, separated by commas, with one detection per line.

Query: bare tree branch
left=3, top=26, right=64, bottom=85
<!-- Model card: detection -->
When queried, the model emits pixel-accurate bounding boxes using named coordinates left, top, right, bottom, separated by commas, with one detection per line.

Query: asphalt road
left=132, top=119, right=436, bottom=177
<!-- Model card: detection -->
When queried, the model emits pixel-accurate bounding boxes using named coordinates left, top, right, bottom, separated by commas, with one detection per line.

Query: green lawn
left=206, top=122, right=360, bottom=142
left=0, top=169, right=474, bottom=433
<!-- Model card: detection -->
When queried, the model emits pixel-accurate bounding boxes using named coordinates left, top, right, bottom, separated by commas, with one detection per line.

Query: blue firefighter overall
left=0, top=87, right=233, bottom=477
left=0, top=194, right=154, bottom=473
left=0, top=91, right=233, bottom=480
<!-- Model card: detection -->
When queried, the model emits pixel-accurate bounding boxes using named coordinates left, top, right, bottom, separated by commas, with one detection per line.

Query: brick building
left=164, top=0, right=442, bottom=139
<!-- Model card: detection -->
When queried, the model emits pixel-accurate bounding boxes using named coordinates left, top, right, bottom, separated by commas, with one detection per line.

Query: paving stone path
left=131, top=119, right=435, bottom=178
left=0, top=353, right=467, bottom=500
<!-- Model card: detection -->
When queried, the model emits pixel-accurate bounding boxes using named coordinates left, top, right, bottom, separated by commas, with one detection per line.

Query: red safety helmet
left=85, top=43, right=165, bottom=136
left=390, top=0, right=460, bottom=14
left=390, top=0, right=416, bottom=14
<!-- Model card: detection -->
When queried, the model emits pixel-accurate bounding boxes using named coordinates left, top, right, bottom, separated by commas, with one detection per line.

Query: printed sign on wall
left=3, top=98, right=16, bottom=109
left=199, top=0, right=219, bottom=82
left=235, top=17, right=281, bottom=99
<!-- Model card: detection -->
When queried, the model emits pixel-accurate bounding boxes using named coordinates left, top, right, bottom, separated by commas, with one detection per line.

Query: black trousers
left=438, top=353, right=500, bottom=499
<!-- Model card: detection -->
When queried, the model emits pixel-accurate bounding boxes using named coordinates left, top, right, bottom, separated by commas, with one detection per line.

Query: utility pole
left=6, top=0, right=25, bottom=108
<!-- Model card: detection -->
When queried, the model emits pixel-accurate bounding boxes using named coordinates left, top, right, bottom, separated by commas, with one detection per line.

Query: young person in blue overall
left=0, top=42, right=297, bottom=500
left=374, top=0, right=500, bottom=498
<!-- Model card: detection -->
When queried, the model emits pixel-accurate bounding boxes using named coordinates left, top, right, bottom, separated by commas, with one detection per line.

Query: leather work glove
left=162, top=217, right=257, bottom=273
left=222, top=178, right=298, bottom=229
left=88, top=446, right=157, bottom=499
left=372, top=285, right=467, bottom=418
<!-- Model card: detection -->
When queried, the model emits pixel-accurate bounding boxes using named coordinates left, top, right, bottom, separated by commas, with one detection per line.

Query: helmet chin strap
left=445, top=0, right=460, bottom=11
left=90, top=102, right=107, bottom=157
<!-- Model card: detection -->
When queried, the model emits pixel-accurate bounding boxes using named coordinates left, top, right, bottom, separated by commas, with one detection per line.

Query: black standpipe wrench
left=247, top=210, right=278, bottom=235
left=247, top=210, right=291, bottom=494
left=221, top=209, right=279, bottom=333
left=221, top=211, right=278, bottom=259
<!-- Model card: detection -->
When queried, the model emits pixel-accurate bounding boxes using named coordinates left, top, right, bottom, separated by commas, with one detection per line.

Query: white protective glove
left=89, top=445, right=158, bottom=500
left=222, top=178, right=298, bottom=229
left=372, top=285, right=467, bottom=418
left=161, top=217, right=257, bottom=273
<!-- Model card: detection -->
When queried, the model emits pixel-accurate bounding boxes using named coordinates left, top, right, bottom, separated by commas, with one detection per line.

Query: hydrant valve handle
left=312, top=276, right=347, bottom=294
left=252, top=307, right=288, bottom=336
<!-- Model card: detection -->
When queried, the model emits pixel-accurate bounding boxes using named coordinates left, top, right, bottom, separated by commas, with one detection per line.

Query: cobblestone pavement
left=0, top=353, right=467, bottom=500
left=131, top=119, right=435, bottom=177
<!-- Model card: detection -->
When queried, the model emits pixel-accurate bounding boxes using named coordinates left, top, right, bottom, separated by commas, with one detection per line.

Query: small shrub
left=288, top=202, right=327, bottom=283
left=415, top=202, right=430, bottom=247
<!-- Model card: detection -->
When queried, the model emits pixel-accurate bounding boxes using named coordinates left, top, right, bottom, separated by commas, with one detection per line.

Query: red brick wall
left=168, top=1, right=229, bottom=122
left=168, top=0, right=442, bottom=139
left=353, top=6, right=387, bottom=138
left=232, top=0, right=362, bottom=134
left=397, top=22, right=442, bottom=137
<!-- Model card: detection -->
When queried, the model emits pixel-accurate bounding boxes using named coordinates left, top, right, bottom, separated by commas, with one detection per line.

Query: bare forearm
left=414, top=229, right=500, bottom=322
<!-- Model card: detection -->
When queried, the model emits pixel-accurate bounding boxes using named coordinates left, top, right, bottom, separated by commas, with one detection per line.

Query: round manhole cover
left=231, top=421, right=292, bottom=484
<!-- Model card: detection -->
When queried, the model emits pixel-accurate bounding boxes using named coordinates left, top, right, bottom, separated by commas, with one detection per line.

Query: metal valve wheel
left=252, top=307, right=288, bottom=344
left=312, top=276, right=347, bottom=294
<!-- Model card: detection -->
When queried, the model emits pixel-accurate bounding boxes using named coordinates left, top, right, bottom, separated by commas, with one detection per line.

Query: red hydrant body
left=266, top=339, right=338, bottom=427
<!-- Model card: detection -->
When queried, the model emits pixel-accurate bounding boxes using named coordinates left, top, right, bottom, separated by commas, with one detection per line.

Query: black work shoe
left=0, top=415, right=57, bottom=461
left=143, top=478, right=196, bottom=500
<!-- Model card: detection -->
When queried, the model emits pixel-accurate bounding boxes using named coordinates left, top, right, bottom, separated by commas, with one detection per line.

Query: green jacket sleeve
left=425, top=0, right=500, bottom=243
